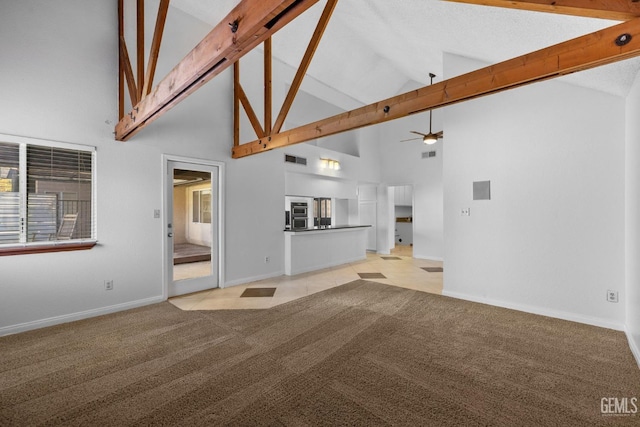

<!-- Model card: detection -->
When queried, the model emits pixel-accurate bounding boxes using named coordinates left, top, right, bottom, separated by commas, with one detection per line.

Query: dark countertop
left=284, top=225, right=371, bottom=233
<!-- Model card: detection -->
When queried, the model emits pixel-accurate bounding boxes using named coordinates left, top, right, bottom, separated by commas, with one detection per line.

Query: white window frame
left=0, top=133, right=97, bottom=254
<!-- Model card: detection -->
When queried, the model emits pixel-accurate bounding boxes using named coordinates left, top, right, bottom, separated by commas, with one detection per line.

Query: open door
left=165, top=159, right=222, bottom=297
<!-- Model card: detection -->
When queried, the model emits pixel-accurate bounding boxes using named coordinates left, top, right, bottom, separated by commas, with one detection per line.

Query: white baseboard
left=0, top=296, right=164, bottom=337
left=442, top=290, right=624, bottom=331
left=625, top=328, right=640, bottom=369
left=223, top=270, right=285, bottom=288
left=413, top=253, right=444, bottom=262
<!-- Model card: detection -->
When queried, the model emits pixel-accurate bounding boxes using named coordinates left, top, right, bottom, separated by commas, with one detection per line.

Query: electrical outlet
left=153, top=209, right=160, bottom=219
left=461, top=208, right=470, bottom=216
left=264, top=256, right=270, bottom=264
left=607, top=290, right=618, bottom=303
left=105, top=280, right=114, bottom=291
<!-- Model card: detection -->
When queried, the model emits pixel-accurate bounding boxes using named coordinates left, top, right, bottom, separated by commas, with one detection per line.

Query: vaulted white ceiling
left=170, top=0, right=640, bottom=105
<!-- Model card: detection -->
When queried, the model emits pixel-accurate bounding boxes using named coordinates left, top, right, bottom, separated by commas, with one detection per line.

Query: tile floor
left=169, top=246, right=443, bottom=311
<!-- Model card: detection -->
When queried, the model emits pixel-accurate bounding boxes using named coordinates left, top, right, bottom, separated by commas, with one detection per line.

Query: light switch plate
left=154, top=209, right=161, bottom=219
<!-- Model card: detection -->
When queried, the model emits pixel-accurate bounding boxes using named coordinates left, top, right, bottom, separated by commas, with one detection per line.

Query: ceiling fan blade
left=435, top=131, right=444, bottom=138
left=400, top=137, right=422, bottom=142
left=410, top=131, right=428, bottom=137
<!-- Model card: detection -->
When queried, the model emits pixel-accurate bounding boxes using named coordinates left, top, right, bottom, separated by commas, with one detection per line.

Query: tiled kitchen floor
left=169, top=247, right=442, bottom=311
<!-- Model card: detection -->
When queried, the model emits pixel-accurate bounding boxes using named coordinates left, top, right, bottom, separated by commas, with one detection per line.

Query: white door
left=359, top=201, right=377, bottom=251
left=166, top=160, right=220, bottom=297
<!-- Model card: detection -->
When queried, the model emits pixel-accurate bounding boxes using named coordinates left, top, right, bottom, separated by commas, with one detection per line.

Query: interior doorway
left=164, top=157, right=224, bottom=298
left=391, top=185, right=413, bottom=257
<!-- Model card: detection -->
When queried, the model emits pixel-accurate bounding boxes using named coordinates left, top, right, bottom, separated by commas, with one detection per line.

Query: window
left=192, top=189, right=211, bottom=224
left=0, top=135, right=96, bottom=255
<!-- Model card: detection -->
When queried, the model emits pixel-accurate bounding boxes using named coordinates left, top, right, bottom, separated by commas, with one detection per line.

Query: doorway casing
left=162, top=155, right=225, bottom=300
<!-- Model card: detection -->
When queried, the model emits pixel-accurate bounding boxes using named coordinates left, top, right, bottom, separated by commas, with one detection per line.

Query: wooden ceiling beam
left=445, top=0, right=640, bottom=21
left=232, top=16, right=640, bottom=158
left=115, top=0, right=320, bottom=141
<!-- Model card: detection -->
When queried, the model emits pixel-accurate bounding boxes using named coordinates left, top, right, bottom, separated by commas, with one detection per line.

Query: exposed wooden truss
left=117, top=0, right=640, bottom=159
left=445, top=0, right=640, bottom=21
left=116, top=0, right=321, bottom=141
left=232, top=16, right=640, bottom=158
left=117, top=0, right=169, bottom=119
left=232, top=0, right=338, bottom=144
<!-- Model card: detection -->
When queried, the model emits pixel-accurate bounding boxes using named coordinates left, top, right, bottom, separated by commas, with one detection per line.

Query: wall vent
left=285, top=154, right=307, bottom=165
left=422, top=150, right=437, bottom=159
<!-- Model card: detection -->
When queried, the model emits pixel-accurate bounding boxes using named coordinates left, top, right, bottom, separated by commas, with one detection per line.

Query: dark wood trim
left=115, top=0, right=321, bottom=141
left=272, top=0, right=338, bottom=134
left=0, top=241, right=97, bottom=257
left=232, top=16, right=640, bottom=158
left=445, top=0, right=640, bottom=21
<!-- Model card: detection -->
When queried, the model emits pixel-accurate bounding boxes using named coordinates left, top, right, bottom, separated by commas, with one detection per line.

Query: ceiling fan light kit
left=423, top=134, right=438, bottom=145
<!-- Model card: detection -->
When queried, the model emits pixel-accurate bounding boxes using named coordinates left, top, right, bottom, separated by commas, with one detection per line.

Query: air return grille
left=422, top=151, right=437, bottom=159
left=285, top=154, right=307, bottom=166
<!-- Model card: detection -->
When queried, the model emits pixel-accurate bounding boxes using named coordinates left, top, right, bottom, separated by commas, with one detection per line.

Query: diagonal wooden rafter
left=233, top=0, right=336, bottom=143
left=137, top=0, right=145, bottom=101
left=232, top=16, right=640, bottom=158
left=445, top=0, right=640, bottom=21
left=119, top=36, right=139, bottom=107
left=237, top=80, right=266, bottom=138
left=142, top=0, right=170, bottom=98
left=272, top=0, right=339, bottom=133
left=116, top=0, right=321, bottom=141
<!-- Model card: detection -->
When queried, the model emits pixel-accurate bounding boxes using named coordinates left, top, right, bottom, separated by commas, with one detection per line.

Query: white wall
left=442, top=54, right=626, bottom=330
left=626, top=71, right=640, bottom=363
left=0, top=0, right=285, bottom=333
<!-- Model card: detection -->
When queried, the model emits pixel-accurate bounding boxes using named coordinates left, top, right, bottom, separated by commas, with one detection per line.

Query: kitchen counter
left=284, top=225, right=370, bottom=233
left=284, top=225, right=371, bottom=276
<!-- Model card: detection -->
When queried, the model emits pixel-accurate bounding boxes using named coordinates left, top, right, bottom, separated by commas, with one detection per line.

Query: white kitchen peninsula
left=284, top=226, right=371, bottom=276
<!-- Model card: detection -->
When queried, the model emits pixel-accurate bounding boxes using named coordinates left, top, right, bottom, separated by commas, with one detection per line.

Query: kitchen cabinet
left=393, top=185, right=413, bottom=206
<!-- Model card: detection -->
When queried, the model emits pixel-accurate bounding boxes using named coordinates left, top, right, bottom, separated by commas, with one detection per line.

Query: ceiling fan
left=401, top=73, right=443, bottom=145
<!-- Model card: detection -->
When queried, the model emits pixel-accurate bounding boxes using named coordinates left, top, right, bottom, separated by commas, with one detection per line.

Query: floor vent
left=285, top=154, right=307, bottom=165
left=422, top=150, right=437, bottom=159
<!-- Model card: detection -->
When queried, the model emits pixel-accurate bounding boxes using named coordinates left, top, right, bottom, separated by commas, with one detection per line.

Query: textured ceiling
left=170, top=0, right=640, bottom=105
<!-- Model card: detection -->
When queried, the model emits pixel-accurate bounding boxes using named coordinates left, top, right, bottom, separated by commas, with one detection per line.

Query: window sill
left=0, top=240, right=97, bottom=256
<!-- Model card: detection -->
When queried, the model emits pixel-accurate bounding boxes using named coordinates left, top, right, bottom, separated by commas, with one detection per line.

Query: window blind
left=0, top=138, right=96, bottom=249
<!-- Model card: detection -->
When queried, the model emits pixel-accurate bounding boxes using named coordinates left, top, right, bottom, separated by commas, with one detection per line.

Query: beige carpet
left=1, top=280, right=638, bottom=426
